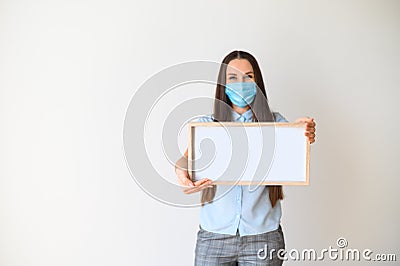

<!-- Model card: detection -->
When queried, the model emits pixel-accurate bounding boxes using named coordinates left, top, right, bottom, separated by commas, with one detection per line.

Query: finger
left=305, top=133, right=315, bottom=140
left=197, top=180, right=213, bottom=189
left=305, top=134, right=315, bottom=143
left=184, top=182, right=214, bottom=194
left=305, top=132, right=315, bottom=138
left=297, top=117, right=314, bottom=124
left=194, top=178, right=211, bottom=186
left=183, top=178, right=211, bottom=194
left=306, top=127, right=315, bottom=133
left=184, top=187, right=198, bottom=194
left=183, top=178, right=212, bottom=194
left=178, top=174, right=194, bottom=187
left=306, top=121, right=316, bottom=128
left=306, top=121, right=315, bottom=127
left=191, top=179, right=213, bottom=190
left=190, top=182, right=213, bottom=192
left=296, top=119, right=307, bottom=124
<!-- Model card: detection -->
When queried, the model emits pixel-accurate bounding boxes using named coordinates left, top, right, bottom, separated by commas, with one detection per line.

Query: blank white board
left=188, top=122, right=310, bottom=185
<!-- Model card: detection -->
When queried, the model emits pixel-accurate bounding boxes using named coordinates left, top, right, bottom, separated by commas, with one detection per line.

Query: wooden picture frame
left=188, top=122, right=310, bottom=185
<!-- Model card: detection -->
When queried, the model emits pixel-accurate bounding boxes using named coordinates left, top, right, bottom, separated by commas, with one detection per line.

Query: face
left=226, top=59, right=255, bottom=84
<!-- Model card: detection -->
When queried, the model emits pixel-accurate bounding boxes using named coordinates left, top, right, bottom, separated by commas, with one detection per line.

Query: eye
left=228, top=76, right=237, bottom=80
left=245, top=75, right=253, bottom=79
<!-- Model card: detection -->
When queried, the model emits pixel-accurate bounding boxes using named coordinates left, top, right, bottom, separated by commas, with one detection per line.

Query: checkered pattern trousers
left=194, top=225, right=285, bottom=265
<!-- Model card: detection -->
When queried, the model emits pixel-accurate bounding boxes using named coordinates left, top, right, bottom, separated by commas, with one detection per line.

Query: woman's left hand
left=295, top=117, right=316, bottom=144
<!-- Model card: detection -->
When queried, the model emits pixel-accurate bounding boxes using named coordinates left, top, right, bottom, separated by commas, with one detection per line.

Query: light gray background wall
left=1, top=0, right=399, bottom=265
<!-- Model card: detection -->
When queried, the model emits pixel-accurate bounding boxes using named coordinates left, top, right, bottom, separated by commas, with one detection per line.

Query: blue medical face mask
left=225, top=82, right=257, bottom=108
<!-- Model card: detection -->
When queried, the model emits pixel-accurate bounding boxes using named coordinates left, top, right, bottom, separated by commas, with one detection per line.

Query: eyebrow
left=227, top=71, right=254, bottom=75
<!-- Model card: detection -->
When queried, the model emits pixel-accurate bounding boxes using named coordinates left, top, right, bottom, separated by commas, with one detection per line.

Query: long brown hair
left=201, top=50, right=284, bottom=208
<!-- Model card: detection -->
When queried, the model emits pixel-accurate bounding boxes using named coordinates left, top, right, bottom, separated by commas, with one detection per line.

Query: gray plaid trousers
left=194, top=225, right=285, bottom=266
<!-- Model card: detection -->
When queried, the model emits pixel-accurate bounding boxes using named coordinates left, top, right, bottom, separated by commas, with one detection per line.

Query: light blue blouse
left=196, top=109, right=289, bottom=236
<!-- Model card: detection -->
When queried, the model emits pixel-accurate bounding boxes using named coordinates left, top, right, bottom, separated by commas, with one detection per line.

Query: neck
left=232, top=104, right=250, bottom=115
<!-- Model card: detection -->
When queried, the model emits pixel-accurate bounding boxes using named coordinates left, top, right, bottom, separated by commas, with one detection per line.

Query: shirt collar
left=232, top=108, right=253, bottom=122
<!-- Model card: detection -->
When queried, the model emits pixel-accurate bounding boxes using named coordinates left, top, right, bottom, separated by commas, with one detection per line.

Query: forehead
left=226, top=59, right=254, bottom=74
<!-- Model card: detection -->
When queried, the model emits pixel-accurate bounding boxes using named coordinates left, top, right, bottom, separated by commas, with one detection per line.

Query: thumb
left=296, top=117, right=313, bottom=123
left=184, top=177, right=195, bottom=187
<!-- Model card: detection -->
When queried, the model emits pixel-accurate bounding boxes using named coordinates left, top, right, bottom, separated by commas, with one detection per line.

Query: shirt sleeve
left=273, top=112, right=289, bottom=122
left=194, top=114, right=214, bottom=123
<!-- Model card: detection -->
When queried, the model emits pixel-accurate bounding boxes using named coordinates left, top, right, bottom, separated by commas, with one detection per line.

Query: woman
left=175, top=50, right=316, bottom=265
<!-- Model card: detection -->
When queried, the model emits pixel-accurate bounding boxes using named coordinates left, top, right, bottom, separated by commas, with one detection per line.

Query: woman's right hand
left=176, top=167, right=214, bottom=194
left=175, top=149, right=214, bottom=194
